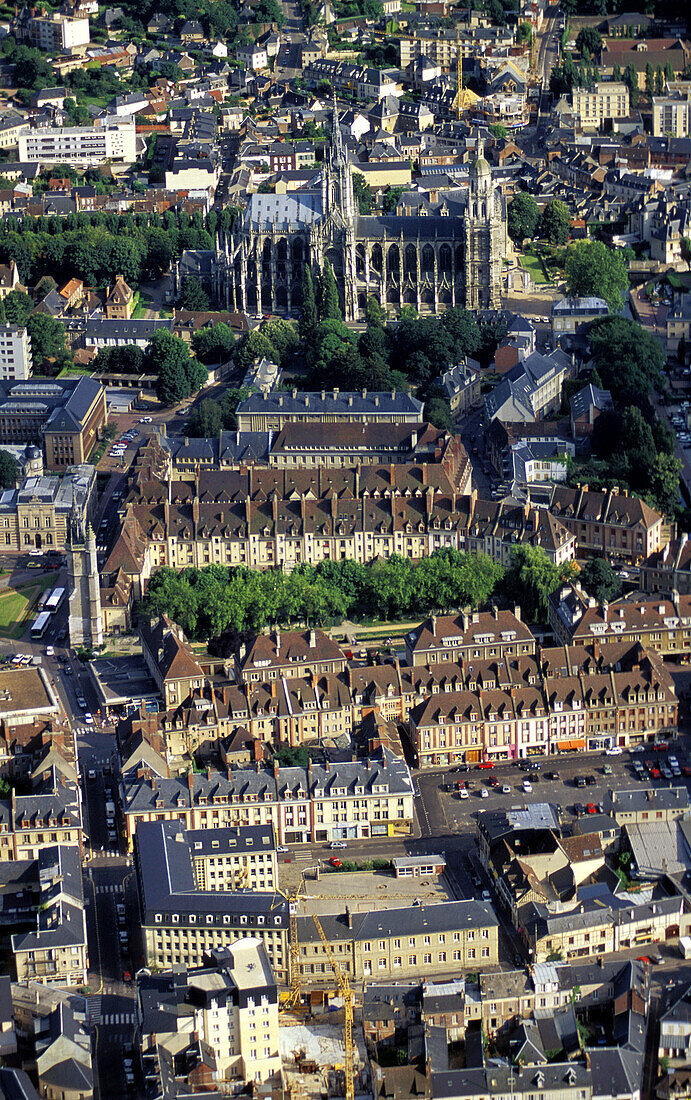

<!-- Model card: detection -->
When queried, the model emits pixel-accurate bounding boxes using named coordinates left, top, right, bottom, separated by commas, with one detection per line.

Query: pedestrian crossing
left=93, top=884, right=124, bottom=895
left=101, top=1012, right=135, bottom=1027
left=86, top=995, right=102, bottom=1022
left=87, top=850, right=124, bottom=861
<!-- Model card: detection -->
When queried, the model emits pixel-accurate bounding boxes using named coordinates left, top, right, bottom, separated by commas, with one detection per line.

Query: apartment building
left=304, top=59, right=398, bottom=100
left=11, top=846, right=88, bottom=987
left=407, top=638, right=677, bottom=764
left=183, top=822, right=277, bottom=892
left=236, top=390, right=424, bottom=432
left=485, top=349, right=573, bottom=423
left=139, top=617, right=206, bottom=708
left=237, top=628, right=347, bottom=683
left=18, top=119, right=136, bottom=166
left=0, top=326, right=32, bottom=381
left=122, top=748, right=414, bottom=850
left=659, top=988, right=691, bottom=1066
left=296, top=899, right=498, bottom=983
left=567, top=593, right=691, bottom=657
left=0, top=377, right=106, bottom=471
left=572, top=82, right=630, bottom=130
left=406, top=607, right=535, bottom=667
left=652, top=90, right=691, bottom=137
left=551, top=297, right=609, bottom=336
left=0, top=779, right=83, bottom=862
left=28, top=12, right=90, bottom=50
left=545, top=484, right=664, bottom=564
left=641, top=536, right=691, bottom=596
left=134, top=820, right=290, bottom=980
left=603, top=786, right=690, bottom=825
left=137, top=942, right=281, bottom=1088
left=524, top=893, right=684, bottom=963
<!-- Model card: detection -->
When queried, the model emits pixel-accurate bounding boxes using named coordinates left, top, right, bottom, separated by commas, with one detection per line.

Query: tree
left=191, top=323, right=235, bottom=364
left=147, top=329, right=204, bottom=405
left=179, top=275, right=210, bottom=311
left=502, top=545, right=574, bottom=623
left=317, top=258, right=341, bottom=321
left=565, top=240, right=629, bottom=311
left=219, top=387, right=250, bottom=431
left=488, top=122, right=508, bottom=140
left=648, top=452, right=682, bottom=516
left=26, top=313, right=66, bottom=369
left=540, top=200, right=571, bottom=246
left=187, top=398, right=223, bottom=438
left=0, top=450, right=18, bottom=490
left=645, top=61, right=654, bottom=96
left=300, top=266, right=318, bottom=338
left=624, top=63, right=639, bottom=108
left=588, top=317, right=664, bottom=405
left=579, top=558, right=622, bottom=602
left=576, top=27, right=602, bottom=57
left=508, top=191, right=540, bottom=243
left=383, top=185, right=406, bottom=213
left=3, top=290, right=32, bottom=326
left=352, top=172, right=373, bottom=214
left=655, top=65, right=664, bottom=95
left=424, top=396, right=452, bottom=431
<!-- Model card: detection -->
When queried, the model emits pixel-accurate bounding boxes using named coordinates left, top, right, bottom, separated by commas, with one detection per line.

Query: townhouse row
left=121, top=748, right=415, bottom=850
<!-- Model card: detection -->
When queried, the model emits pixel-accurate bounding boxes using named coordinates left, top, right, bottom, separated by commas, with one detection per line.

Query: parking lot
left=418, top=741, right=691, bottom=837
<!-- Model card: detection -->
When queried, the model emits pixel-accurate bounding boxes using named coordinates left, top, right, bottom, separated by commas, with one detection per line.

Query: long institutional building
left=102, top=408, right=665, bottom=610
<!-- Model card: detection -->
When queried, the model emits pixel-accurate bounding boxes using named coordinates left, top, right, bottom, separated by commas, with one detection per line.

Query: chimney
left=514, top=605, right=521, bottom=621
left=309, top=630, right=316, bottom=648
left=602, top=601, right=609, bottom=623
left=275, top=629, right=281, bottom=650
left=345, top=905, right=352, bottom=928
left=431, top=614, right=437, bottom=635
left=492, top=604, right=499, bottom=619
left=188, top=772, right=193, bottom=791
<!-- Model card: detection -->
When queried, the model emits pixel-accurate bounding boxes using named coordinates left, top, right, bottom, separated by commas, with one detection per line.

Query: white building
left=0, top=326, right=32, bottom=381
left=138, top=940, right=282, bottom=1087
left=652, top=91, right=691, bottom=137
left=30, top=13, right=90, bottom=51
left=572, top=82, right=629, bottom=130
left=18, top=119, right=136, bottom=166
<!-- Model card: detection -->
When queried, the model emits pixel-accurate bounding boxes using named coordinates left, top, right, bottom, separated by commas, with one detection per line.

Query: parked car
left=522, top=780, right=532, bottom=793
left=480, top=787, right=489, bottom=798
left=329, top=841, right=347, bottom=849
left=605, top=747, right=623, bottom=756
left=502, top=784, right=511, bottom=794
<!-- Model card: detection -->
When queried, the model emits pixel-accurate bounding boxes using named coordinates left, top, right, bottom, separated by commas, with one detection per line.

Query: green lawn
left=0, top=580, right=52, bottom=638
left=520, top=252, right=550, bottom=285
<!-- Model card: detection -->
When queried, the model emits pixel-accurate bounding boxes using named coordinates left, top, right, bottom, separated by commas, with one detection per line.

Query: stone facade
left=192, top=109, right=506, bottom=320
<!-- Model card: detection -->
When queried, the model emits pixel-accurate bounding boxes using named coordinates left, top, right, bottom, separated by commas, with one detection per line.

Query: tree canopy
left=565, top=240, right=629, bottom=311
left=541, top=200, right=571, bottom=246
left=0, top=450, right=18, bottom=491
left=142, top=549, right=505, bottom=641
left=508, top=192, right=540, bottom=243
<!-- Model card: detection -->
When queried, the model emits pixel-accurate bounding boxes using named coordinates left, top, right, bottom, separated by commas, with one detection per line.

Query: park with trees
left=141, top=544, right=575, bottom=643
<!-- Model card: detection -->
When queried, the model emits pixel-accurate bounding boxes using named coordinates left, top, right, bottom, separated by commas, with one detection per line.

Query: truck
left=679, top=936, right=691, bottom=959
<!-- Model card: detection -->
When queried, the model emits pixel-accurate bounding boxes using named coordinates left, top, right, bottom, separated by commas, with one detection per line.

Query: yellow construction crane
left=312, top=913, right=354, bottom=1100
left=272, top=878, right=306, bottom=1011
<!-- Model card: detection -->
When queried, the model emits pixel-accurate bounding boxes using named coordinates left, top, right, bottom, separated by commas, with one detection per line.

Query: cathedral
left=191, top=105, right=506, bottom=320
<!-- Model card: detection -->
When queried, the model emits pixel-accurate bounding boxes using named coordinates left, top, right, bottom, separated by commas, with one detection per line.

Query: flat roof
left=0, top=668, right=59, bottom=722
left=89, top=655, right=160, bottom=707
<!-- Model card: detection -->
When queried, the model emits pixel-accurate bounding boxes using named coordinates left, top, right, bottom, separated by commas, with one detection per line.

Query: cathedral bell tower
left=323, top=92, right=355, bottom=222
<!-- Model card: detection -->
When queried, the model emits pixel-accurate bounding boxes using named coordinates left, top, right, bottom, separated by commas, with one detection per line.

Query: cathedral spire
left=331, top=90, right=345, bottom=166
